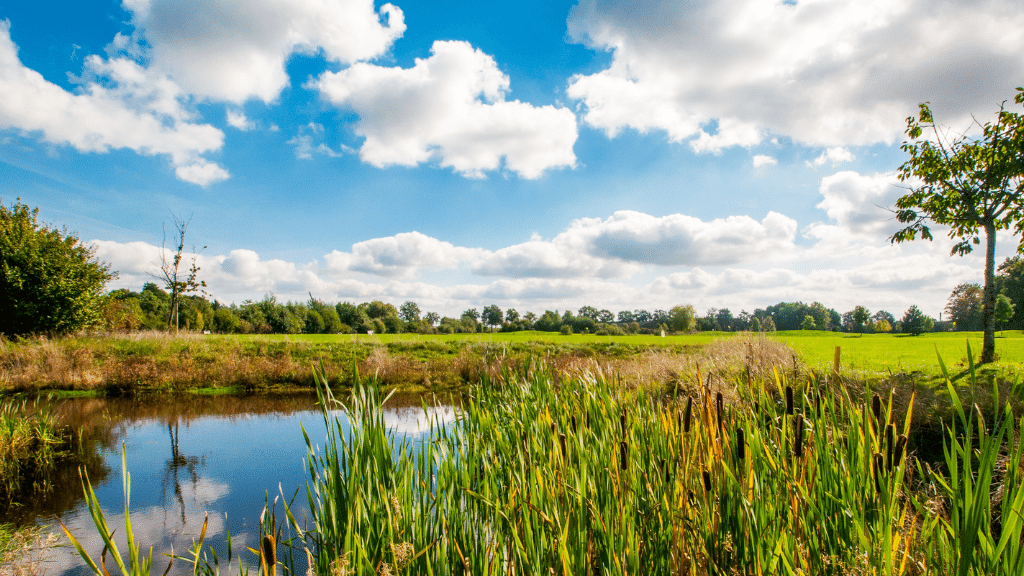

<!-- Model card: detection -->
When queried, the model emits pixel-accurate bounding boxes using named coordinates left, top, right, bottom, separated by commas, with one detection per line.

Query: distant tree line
left=87, top=285, right=955, bottom=338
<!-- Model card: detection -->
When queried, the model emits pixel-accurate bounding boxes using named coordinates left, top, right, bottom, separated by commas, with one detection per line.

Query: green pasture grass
left=774, top=330, right=1024, bottom=381
left=215, top=330, right=727, bottom=346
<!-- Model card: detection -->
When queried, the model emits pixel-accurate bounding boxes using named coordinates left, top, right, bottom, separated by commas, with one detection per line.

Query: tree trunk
left=982, top=221, right=997, bottom=363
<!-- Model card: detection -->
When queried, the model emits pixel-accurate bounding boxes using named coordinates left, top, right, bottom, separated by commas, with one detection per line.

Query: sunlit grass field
left=231, top=329, right=1024, bottom=380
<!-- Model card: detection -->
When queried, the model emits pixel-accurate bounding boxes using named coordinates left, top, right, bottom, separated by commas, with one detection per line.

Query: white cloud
left=0, top=22, right=227, bottom=186
left=286, top=122, right=349, bottom=159
left=226, top=109, right=254, bottom=131
left=752, top=154, right=777, bottom=167
left=567, top=0, right=1024, bottom=151
left=124, top=0, right=406, bottom=103
left=807, top=147, right=855, bottom=167
left=804, top=170, right=904, bottom=250
left=314, top=40, right=578, bottom=179
left=324, top=231, right=484, bottom=278
left=566, top=210, right=799, bottom=267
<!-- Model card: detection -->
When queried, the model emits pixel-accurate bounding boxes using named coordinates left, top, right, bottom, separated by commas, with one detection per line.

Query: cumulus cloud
left=807, top=147, right=855, bottom=167
left=0, top=22, right=227, bottom=185
left=752, top=154, right=777, bottom=168
left=313, top=40, right=578, bottom=179
left=566, top=0, right=1024, bottom=151
left=570, top=210, right=798, bottom=266
left=804, top=170, right=904, bottom=249
left=123, top=0, right=406, bottom=103
left=324, top=231, right=484, bottom=278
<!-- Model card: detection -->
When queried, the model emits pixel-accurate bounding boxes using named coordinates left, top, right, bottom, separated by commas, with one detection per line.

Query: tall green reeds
left=280, top=360, right=988, bottom=575
left=0, top=397, right=67, bottom=508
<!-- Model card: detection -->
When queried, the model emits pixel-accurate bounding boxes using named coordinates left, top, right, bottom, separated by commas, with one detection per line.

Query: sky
left=2, top=0, right=1023, bottom=320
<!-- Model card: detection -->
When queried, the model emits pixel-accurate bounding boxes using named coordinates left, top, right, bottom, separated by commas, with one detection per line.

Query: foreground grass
left=65, top=353, right=1024, bottom=575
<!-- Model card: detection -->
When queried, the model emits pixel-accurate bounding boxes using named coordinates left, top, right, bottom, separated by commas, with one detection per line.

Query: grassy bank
left=0, top=331, right=796, bottom=394
left=66, top=356, right=1024, bottom=575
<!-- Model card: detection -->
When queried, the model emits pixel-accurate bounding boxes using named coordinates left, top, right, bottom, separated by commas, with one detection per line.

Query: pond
left=5, top=390, right=456, bottom=576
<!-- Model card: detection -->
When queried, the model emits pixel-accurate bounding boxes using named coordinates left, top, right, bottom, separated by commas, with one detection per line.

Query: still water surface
left=14, top=391, right=454, bottom=576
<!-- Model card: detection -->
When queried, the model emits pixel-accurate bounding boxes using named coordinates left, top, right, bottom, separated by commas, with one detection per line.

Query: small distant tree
left=750, top=317, right=761, bottom=332
left=874, top=319, right=892, bottom=333
left=399, top=301, right=421, bottom=323
left=482, top=304, right=503, bottom=330
left=505, top=308, right=520, bottom=324
left=761, top=316, right=777, bottom=332
left=1, top=199, right=114, bottom=336
left=669, top=305, right=696, bottom=332
left=945, top=283, right=984, bottom=331
left=995, top=294, right=1015, bottom=333
left=902, top=305, right=929, bottom=336
left=424, top=311, right=440, bottom=326
left=800, top=315, right=817, bottom=330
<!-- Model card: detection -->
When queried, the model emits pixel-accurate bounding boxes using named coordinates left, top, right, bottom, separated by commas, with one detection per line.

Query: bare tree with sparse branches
left=157, top=214, right=206, bottom=332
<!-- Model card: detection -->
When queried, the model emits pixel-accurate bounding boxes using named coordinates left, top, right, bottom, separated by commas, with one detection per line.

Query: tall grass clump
left=0, top=397, right=68, bottom=510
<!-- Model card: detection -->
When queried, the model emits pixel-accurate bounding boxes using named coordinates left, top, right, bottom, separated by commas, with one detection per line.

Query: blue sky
left=2, top=0, right=1023, bottom=319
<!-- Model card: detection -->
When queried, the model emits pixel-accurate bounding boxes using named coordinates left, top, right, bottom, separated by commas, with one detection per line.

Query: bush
left=559, top=325, right=573, bottom=335
left=0, top=199, right=114, bottom=336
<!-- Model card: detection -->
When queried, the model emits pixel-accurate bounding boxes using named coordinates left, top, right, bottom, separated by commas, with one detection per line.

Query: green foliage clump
left=1, top=199, right=114, bottom=336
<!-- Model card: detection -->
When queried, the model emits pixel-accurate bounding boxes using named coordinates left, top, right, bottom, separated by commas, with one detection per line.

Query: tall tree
left=891, top=90, right=1024, bottom=362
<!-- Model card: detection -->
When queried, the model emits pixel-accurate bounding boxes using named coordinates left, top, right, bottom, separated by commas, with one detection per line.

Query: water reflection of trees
left=5, top=389, right=449, bottom=527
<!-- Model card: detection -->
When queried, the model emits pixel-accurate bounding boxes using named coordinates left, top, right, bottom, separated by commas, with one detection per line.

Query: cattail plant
left=736, top=427, right=745, bottom=461
left=785, top=385, right=794, bottom=415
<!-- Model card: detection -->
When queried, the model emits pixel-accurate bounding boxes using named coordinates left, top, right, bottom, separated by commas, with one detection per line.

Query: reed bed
left=62, top=347, right=1024, bottom=575
left=269, top=348, right=1023, bottom=575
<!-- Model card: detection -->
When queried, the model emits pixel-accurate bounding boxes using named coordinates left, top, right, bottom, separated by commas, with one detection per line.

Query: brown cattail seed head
left=871, top=394, right=882, bottom=428
left=262, top=535, right=277, bottom=575
left=684, top=396, right=693, bottom=434
left=619, top=440, right=628, bottom=470
left=794, top=417, right=804, bottom=459
left=886, top=424, right=895, bottom=469
left=894, top=435, right=908, bottom=469
left=571, top=415, right=577, bottom=434
left=620, top=407, right=627, bottom=438
left=785, top=386, right=794, bottom=415
left=736, top=427, right=745, bottom=461
left=873, top=452, right=884, bottom=494
left=559, top=433, right=567, bottom=460
left=716, top=392, right=724, bottom=435
left=702, top=469, right=712, bottom=492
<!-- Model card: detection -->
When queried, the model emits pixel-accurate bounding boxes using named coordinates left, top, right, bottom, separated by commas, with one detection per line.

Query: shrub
left=0, top=199, right=114, bottom=336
